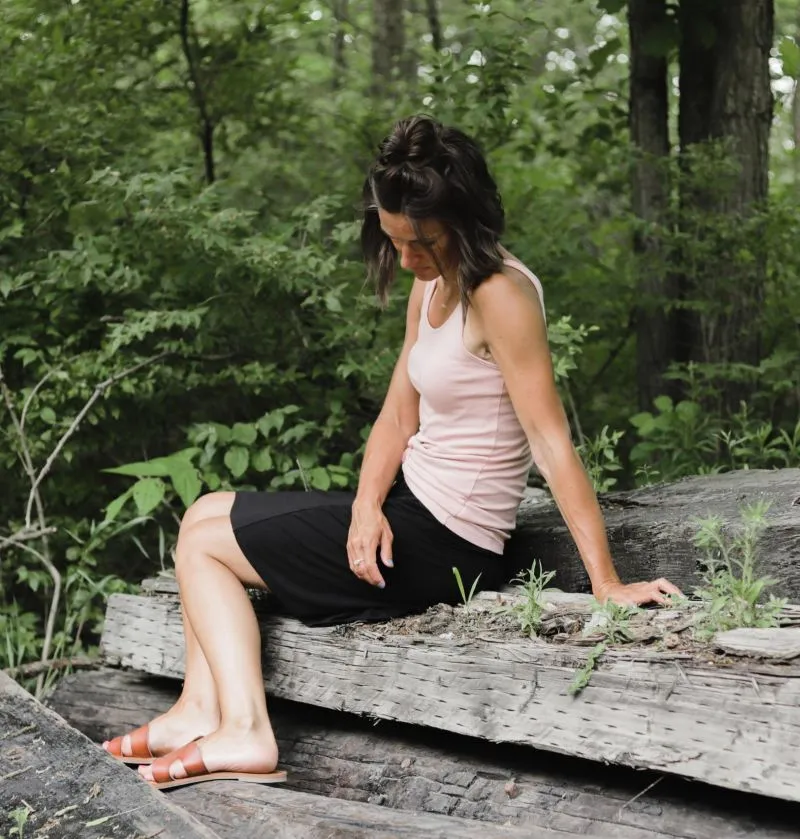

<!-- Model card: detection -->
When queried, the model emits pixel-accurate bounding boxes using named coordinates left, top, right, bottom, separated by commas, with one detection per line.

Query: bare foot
left=103, top=699, right=220, bottom=760
left=138, top=720, right=279, bottom=782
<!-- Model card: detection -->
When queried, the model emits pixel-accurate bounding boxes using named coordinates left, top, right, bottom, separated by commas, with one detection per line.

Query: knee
left=180, top=492, right=227, bottom=534
left=174, top=519, right=205, bottom=572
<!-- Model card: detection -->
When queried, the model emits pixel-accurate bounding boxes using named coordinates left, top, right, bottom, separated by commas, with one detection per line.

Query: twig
left=0, top=724, right=36, bottom=740
left=562, top=379, right=585, bottom=447
left=0, top=766, right=33, bottom=781
left=20, top=368, right=59, bottom=433
left=3, top=655, right=100, bottom=679
left=0, top=365, right=57, bottom=700
left=615, top=775, right=663, bottom=819
left=0, top=527, right=57, bottom=551
left=24, top=351, right=170, bottom=528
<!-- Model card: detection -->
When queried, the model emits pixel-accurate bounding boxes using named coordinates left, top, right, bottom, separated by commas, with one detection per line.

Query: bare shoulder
left=471, top=266, right=544, bottom=323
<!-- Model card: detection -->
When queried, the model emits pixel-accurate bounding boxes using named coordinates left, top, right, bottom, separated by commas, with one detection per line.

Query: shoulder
left=471, top=266, right=544, bottom=328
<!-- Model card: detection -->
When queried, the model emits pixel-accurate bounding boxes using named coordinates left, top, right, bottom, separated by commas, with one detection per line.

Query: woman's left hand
left=594, top=578, right=682, bottom=607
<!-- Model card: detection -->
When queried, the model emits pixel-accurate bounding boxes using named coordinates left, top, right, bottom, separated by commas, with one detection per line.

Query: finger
left=380, top=526, right=394, bottom=568
left=360, top=559, right=386, bottom=589
left=656, top=578, right=683, bottom=596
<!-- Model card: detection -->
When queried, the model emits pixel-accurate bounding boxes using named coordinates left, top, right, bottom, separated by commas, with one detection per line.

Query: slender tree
left=628, top=0, right=674, bottom=409
left=677, top=0, right=774, bottom=379
left=372, top=0, right=406, bottom=95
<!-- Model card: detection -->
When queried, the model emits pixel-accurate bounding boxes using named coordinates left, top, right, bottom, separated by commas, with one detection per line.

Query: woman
left=103, top=115, right=680, bottom=789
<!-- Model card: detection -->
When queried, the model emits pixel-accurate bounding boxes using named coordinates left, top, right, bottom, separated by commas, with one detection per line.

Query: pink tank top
left=402, top=258, right=545, bottom=554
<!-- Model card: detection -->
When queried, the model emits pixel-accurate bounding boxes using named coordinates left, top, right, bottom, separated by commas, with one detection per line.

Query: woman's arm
left=348, top=279, right=424, bottom=587
left=472, top=272, right=680, bottom=605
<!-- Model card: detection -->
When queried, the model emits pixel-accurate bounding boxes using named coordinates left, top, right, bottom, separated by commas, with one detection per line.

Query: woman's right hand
left=348, top=500, right=394, bottom=588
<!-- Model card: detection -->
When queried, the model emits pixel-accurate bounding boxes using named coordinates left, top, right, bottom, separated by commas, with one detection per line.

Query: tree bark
left=425, top=0, right=442, bottom=53
left=628, top=0, right=674, bottom=409
left=332, top=0, right=349, bottom=90
left=677, top=0, right=774, bottom=390
left=372, top=0, right=406, bottom=95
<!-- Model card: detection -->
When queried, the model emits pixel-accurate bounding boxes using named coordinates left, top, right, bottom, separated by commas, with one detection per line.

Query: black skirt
left=230, top=473, right=508, bottom=627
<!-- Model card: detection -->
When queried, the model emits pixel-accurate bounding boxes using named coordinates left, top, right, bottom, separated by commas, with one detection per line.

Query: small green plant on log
left=569, top=600, right=639, bottom=696
left=506, top=560, right=557, bottom=637
left=7, top=804, right=32, bottom=838
left=452, top=567, right=481, bottom=609
left=691, top=500, right=786, bottom=640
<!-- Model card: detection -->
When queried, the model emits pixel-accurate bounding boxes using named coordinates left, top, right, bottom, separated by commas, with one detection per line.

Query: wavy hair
left=361, top=115, right=505, bottom=306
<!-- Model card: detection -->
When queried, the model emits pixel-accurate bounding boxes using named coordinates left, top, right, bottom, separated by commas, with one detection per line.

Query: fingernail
left=384, top=557, right=394, bottom=568
left=378, top=581, right=386, bottom=589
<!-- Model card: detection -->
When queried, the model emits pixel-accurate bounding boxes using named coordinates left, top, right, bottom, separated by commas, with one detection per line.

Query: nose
left=399, top=244, right=419, bottom=271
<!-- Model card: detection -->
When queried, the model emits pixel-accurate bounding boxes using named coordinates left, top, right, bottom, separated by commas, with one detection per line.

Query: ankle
left=219, top=712, right=273, bottom=737
left=175, top=694, right=220, bottom=721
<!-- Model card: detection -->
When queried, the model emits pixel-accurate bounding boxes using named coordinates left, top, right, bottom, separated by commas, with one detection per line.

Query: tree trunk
left=372, top=0, right=406, bottom=95
left=628, top=0, right=674, bottom=409
left=425, top=0, right=442, bottom=53
left=677, top=0, right=774, bottom=394
left=332, top=0, right=349, bottom=90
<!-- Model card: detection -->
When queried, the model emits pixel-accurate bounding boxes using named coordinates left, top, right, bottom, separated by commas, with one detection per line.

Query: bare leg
left=104, top=492, right=245, bottom=758
left=139, top=508, right=278, bottom=781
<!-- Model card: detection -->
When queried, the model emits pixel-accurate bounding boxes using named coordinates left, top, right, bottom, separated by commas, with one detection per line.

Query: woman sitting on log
left=103, top=114, right=680, bottom=789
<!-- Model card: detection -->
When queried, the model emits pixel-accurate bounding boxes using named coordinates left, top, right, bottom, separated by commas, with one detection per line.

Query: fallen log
left=168, top=783, right=550, bottom=839
left=0, top=671, right=219, bottom=839
left=49, top=667, right=800, bottom=839
left=508, top=468, right=800, bottom=598
left=101, top=580, right=800, bottom=803
left=0, top=670, right=555, bottom=839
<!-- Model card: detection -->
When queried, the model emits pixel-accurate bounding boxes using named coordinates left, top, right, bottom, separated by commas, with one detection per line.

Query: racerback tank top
left=402, top=257, right=545, bottom=554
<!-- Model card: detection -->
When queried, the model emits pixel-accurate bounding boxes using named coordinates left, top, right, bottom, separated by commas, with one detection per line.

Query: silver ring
left=354, top=559, right=364, bottom=567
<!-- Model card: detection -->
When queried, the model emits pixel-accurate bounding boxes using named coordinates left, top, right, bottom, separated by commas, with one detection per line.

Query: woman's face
left=378, top=209, right=451, bottom=282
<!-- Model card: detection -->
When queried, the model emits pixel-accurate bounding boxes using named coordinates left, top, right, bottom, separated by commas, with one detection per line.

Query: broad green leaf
left=780, top=37, right=800, bottom=79
left=104, top=459, right=172, bottom=477
left=40, top=407, right=57, bottom=425
left=310, top=467, right=331, bottom=490
left=171, top=466, right=203, bottom=509
left=252, top=448, right=274, bottom=472
left=231, top=423, right=257, bottom=445
left=224, top=446, right=249, bottom=478
left=132, top=478, right=166, bottom=516
left=103, top=487, right=134, bottom=523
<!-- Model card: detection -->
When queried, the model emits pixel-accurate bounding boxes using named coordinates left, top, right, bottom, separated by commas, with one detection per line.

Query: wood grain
left=508, top=468, right=800, bottom=597
left=0, top=672, right=220, bottom=839
left=101, top=590, right=800, bottom=803
left=49, top=667, right=800, bottom=839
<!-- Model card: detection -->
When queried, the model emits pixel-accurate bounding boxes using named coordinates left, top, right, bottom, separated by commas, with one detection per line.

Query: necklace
left=436, top=281, right=456, bottom=308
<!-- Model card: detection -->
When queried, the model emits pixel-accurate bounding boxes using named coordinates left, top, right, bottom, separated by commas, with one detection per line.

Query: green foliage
left=691, top=501, right=787, bottom=640
left=578, top=425, right=624, bottom=492
left=1, top=0, right=799, bottom=677
left=568, top=599, right=638, bottom=696
left=505, top=561, right=557, bottom=637
left=630, top=373, right=800, bottom=485
left=452, top=567, right=482, bottom=609
left=7, top=804, right=31, bottom=838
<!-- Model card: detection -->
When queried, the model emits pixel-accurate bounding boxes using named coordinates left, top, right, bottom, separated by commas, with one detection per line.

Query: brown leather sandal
left=104, top=724, right=156, bottom=765
left=147, top=741, right=287, bottom=791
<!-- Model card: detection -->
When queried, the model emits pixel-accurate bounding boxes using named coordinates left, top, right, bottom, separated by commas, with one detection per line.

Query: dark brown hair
left=361, top=115, right=505, bottom=306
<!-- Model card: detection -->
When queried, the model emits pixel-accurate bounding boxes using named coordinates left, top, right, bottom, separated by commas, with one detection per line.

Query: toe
left=170, top=758, right=188, bottom=780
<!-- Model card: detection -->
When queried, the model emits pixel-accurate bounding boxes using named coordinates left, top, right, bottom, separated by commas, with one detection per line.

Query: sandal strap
left=128, top=724, right=153, bottom=758
left=106, top=724, right=151, bottom=758
left=150, top=742, right=207, bottom=784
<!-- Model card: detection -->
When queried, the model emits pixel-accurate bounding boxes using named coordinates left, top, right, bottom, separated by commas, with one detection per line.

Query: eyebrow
left=379, top=228, right=440, bottom=244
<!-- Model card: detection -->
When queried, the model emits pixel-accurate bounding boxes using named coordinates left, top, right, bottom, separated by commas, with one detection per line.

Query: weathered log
left=49, top=667, right=800, bottom=839
left=0, top=671, right=219, bottom=839
left=508, top=468, right=800, bottom=597
left=101, top=585, right=800, bottom=803
left=167, top=783, right=550, bottom=839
